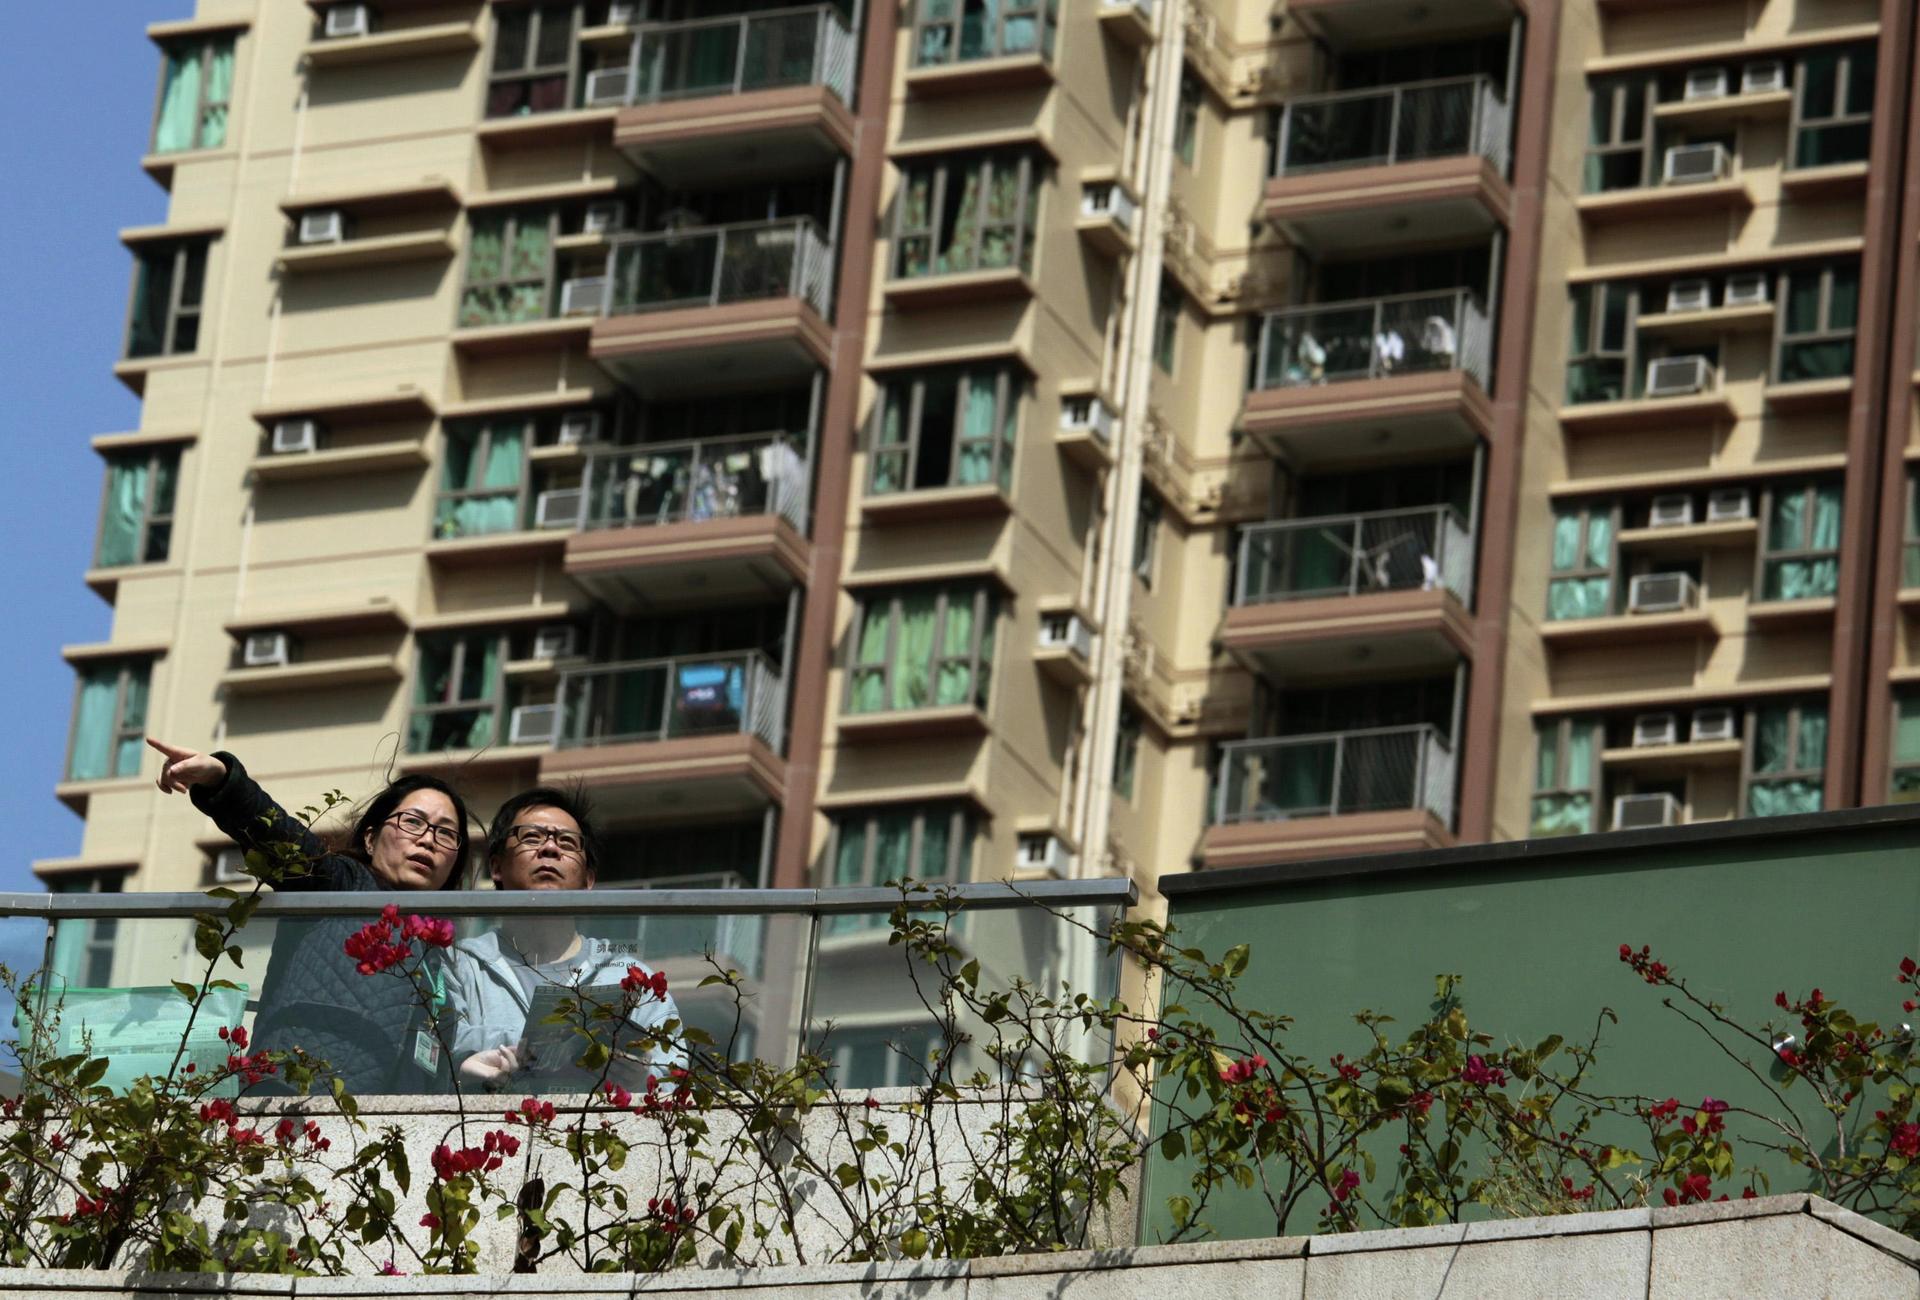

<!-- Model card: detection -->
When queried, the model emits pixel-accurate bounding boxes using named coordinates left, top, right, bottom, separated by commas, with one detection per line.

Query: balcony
left=585, top=218, right=834, bottom=397
left=1284, top=0, right=1523, bottom=48
left=1242, top=290, right=1494, bottom=465
left=1200, top=725, right=1458, bottom=867
left=1265, top=76, right=1511, bottom=251
left=609, top=6, right=858, bottom=187
left=537, top=651, right=788, bottom=823
left=1222, top=507, right=1477, bottom=677
left=561, top=434, right=814, bottom=610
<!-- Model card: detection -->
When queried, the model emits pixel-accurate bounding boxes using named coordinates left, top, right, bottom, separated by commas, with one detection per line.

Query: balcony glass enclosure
left=1214, top=725, right=1457, bottom=828
left=1274, top=76, right=1511, bottom=178
left=2, top=881, right=1127, bottom=1094
left=554, top=651, right=788, bottom=753
left=1253, top=290, right=1492, bottom=394
left=1235, top=506, right=1475, bottom=607
left=576, top=433, right=812, bottom=534
left=583, top=218, right=834, bottom=319
left=611, top=5, right=857, bottom=107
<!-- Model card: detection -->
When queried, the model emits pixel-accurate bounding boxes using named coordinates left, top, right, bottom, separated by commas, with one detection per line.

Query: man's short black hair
left=487, top=785, right=603, bottom=880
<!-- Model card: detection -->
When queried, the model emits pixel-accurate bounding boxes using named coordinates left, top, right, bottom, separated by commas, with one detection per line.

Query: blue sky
left=0, top=15, right=164, bottom=891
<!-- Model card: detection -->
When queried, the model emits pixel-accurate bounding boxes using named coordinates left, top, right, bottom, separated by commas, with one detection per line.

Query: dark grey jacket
left=190, top=752, right=451, bottom=1095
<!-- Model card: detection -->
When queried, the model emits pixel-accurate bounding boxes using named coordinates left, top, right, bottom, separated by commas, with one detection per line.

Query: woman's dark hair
left=486, top=785, right=604, bottom=878
left=348, top=775, right=474, bottom=890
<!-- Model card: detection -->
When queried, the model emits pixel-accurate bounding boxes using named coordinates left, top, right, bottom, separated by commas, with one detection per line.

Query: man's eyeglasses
left=506, top=824, right=584, bottom=858
left=388, top=809, right=460, bottom=851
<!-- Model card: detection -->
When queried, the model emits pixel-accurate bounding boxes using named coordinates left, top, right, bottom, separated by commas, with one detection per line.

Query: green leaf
left=171, top=980, right=200, bottom=1003
left=193, top=919, right=225, bottom=962
left=1160, top=1131, right=1185, bottom=1159
left=900, top=1227, right=928, bottom=1259
left=74, top=1058, right=109, bottom=1089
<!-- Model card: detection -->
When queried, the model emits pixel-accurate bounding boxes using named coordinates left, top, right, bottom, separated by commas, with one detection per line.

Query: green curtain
left=897, top=173, right=934, bottom=278
left=942, top=170, right=982, bottom=274
left=1765, top=486, right=1841, bottom=599
left=153, top=49, right=203, bottom=153
left=1796, top=705, right=1828, bottom=770
left=1749, top=778, right=1823, bottom=817
left=442, top=426, right=525, bottom=537
left=200, top=42, right=234, bottom=149
left=116, top=671, right=149, bottom=777
left=67, top=670, right=119, bottom=782
left=1272, top=739, right=1336, bottom=815
left=954, top=374, right=997, bottom=486
left=1548, top=577, right=1609, bottom=620
left=935, top=598, right=976, bottom=706
left=467, top=218, right=506, bottom=286
left=1530, top=792, right=1592, bottom=837
left=1546, top=511, right=1612, bottom=619
left=871, top=390, right=908, bottom=493
left=1752, top=706, right=1792, bottom=773
left=826, top=826, right=869, bottom=934
left=850, top=609, right=891, bottom=713
left=462, top=639, right=501, bottom=748
left=1566, top=723, right=1593, bottom=788
left=892, top=594, right=939, bottom=709
left=1897, top=697, right=1920, bottom=764
left=998, top=381, right=1018, bottom=492
left=980, top=167, right=1020, bottom=270
left=1534, top=724, right=1559, bottom=791
left=97, top=459, right=149, bottom=568
left=874, top=813, right=913, bottom=884
left=919, top=814, right=952, bottom=878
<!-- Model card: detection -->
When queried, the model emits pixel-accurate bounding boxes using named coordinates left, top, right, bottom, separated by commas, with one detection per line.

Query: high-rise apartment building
left=39, top=0, right=1920, bottom=911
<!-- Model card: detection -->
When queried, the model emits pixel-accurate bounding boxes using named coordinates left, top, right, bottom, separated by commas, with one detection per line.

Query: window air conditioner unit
left=323, top=3, right=372, bottom=38
left=1647, top=355, right=1711, bottom=398
left=1060, top=396, right=1114, bottom=444
left=1080, top=183, right=1137, bottom=233
left=1724, top=271, right=1769, bottom=307
left=1706, top=487, right=1752, bottom=522
left=531, top=625, right=577, bottom=660
left=1016, top=833, right=1071, bottom=875
left=557, top=411, right=601, bottom=447
left=508, top=703, right=559, bottom=747
left=1742, top=60, right=1786, bottom=95
left=297, top=209, right=346, bottom=246
left=270, top=419, right=321, bottom=454
left=1628, top=572, right=1698, bottom=614
left=1666, top=279, right=1712, bottom=314
left=534, top=488, right=584, bottom=530
left=607, top=1, right=638, bottom=22
left=242, top=631, right=292, bottom=668
left=1613, top=792, right=1681, bottom=831
left=560, top=277, right=609, bottom=317
left=582, top=201, right=628, bottom=236
left=1683, top=68, right=1729, bottom=101
left=583, top=67, right=632, bottom=106
left=1648, top=494, right=1694, bottom=528
left=1632, top=712, right=1679, bottom=748
left=1038, top=612, right=1093, bottom=659
left=1664, top=142, right=1730, bottom=185
left=1692, top=706, right=1737, bottom=743
left=212, top=847, right=251, bottom=885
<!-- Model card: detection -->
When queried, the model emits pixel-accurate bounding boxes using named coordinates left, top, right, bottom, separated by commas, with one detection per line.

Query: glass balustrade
left=1275, top=75, right=1511, bottom=178
left=580, top=432, right=812, bottom=535
left=1252, top=289, right=1492, bottom=394
left=554, top=651, right=787, bottom=752
left=598, top=218, right=833, bottom=319
left=1235, top=506, right=1476, bottom=607
left=623, top=5, right=857, bottom=107
left=1214, top=725, right=1456, bottom=828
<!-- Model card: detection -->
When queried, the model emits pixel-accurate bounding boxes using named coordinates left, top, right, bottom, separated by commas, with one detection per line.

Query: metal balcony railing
left=1275, top=75, right=1511, bottom=179
left=556, top=650, right=787, bottom=754
left=576, top=432, right=812, bottom=536
left=613, top=4, right=857, bottom=108
left=1252, top=288, right=1492, bottom=394
left=1235, top=505, right=1476, bottom=608
left=594, top=217, right=834, bottom=321
left=1214, top=724, right=1457, bottom=828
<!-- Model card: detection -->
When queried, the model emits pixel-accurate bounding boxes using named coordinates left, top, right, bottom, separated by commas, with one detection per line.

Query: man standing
left=447, top=787, right=685, bottom=1087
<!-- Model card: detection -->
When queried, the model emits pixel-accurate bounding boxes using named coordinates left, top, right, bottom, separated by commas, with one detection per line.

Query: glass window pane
left=534, top=5, right=573, bottom=67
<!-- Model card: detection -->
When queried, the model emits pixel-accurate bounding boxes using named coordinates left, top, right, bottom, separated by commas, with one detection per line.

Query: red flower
left=1460, top=1055, right=1507, bottom=1088
left=620, top=965, right=670, bottom=1000
left=379, top=1261, right=405, bottom=1276
left=1680, top=1173, right=1713, bottom=1203
left=1409, top=1091, right=1435, bottom=1117
left=1890, top=1123, right=1920, bottom=1160
left=508, top=1097, right=557, bottom=1126
left=1775, top=992, right=1789, bottom=1009
left=1647, top=1098, right=1681, bottom=1124
left=1901, top=957, right=1917, bottom=980
left=1331, top=1168, right=1361, bottom=1202
left=199, top=1100, right=236, bottom=1126
left=419, top=1213, right=440, bottom=1230
left=275, top=1118, right=297, bottom=1146
left=402, top=914, right=456, bottom=949
left=602, top=1082, right=633, bottom=1110
left=864, top=1096, right=880, bottom=1110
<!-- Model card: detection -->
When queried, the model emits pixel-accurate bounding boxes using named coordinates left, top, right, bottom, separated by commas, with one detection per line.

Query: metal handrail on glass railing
left=1235, top=505, right=1475, bottom=607
left=599, top=217, right=834, bottom=321
left=580, top=432, right=812, bottom=536
left=1252, top=288, right=1492, bottom=394
left=618, top=4, right=857, bottom=108
left=1213, top=724, right=1455, bottom=827
left=556, top=650, right=787, bottom=754
left=1275, top=74, right=1510, bottom=178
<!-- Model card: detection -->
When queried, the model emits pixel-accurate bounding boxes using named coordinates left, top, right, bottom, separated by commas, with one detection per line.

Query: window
left=847, top=586, right=997, bottom=714
left=1758, top=482, right=1841, bottom=601
left=1175, top=77, right=1201, bottom=167
left=894, top=152, right=1041, bottom=281
left=488, top=3, right=579, bottom=118
left=827, top=802, right=977, bottom=930
left=66, top=661, right=151, bottom=783
left=1584, top=77, right=1650, bottom=193
left=1745, top=700, right=1826, bottom=817
left=95, top=447, right=179, bottom=568
left=1113, top=706, right=1141, bottom=802
left=1154, top=281, right=1180, bottom=373
left=1775, top=262, right=1859, bottom=383
left=819, top=1022, right=944, bottom=1088
left=1894, top=694, right=1920, bottom=804
left=1531, top=717, right=1599, bottom=836
left=152, top=37, right=234, bottom=154
left=912, top=0, right=1056, bottom=66
left=1548, top=504, right=1614, bottom=620
left=870, top=366, right=1021, bottom=495
left=126, top=241, right=208, bottom=359
left=1566, top=282, right=1634, bottom=403
left=50, top=875, right=125, bottom=990
left=1905, top=475, right=1920, bottom=589
left=1133, top=491, right=1160, bottom=588
left=408, top=631, right=507, bottom=754
left=461, top=208, right=556, bottom=327
left=436, top=423, right=529, bottom=538
left=1793, top=43, right=1874, bottom=169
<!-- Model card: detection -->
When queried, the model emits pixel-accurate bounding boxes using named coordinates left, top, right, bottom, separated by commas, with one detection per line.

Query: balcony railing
left=576, top=432, right=812, bottom=536
left=1235, top=506, right=1475, bottom=608
left=1275, top=75, right=1511, bottom=179
left=1214, top=724, right=1456, bottom=828
left=1252, top=289, right=1492, bottom=394
left=556, top=651, right=787, bottom=754
left=606, top=4, right=857, bottom=108
left=587, top=217, right=834, bottom=321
